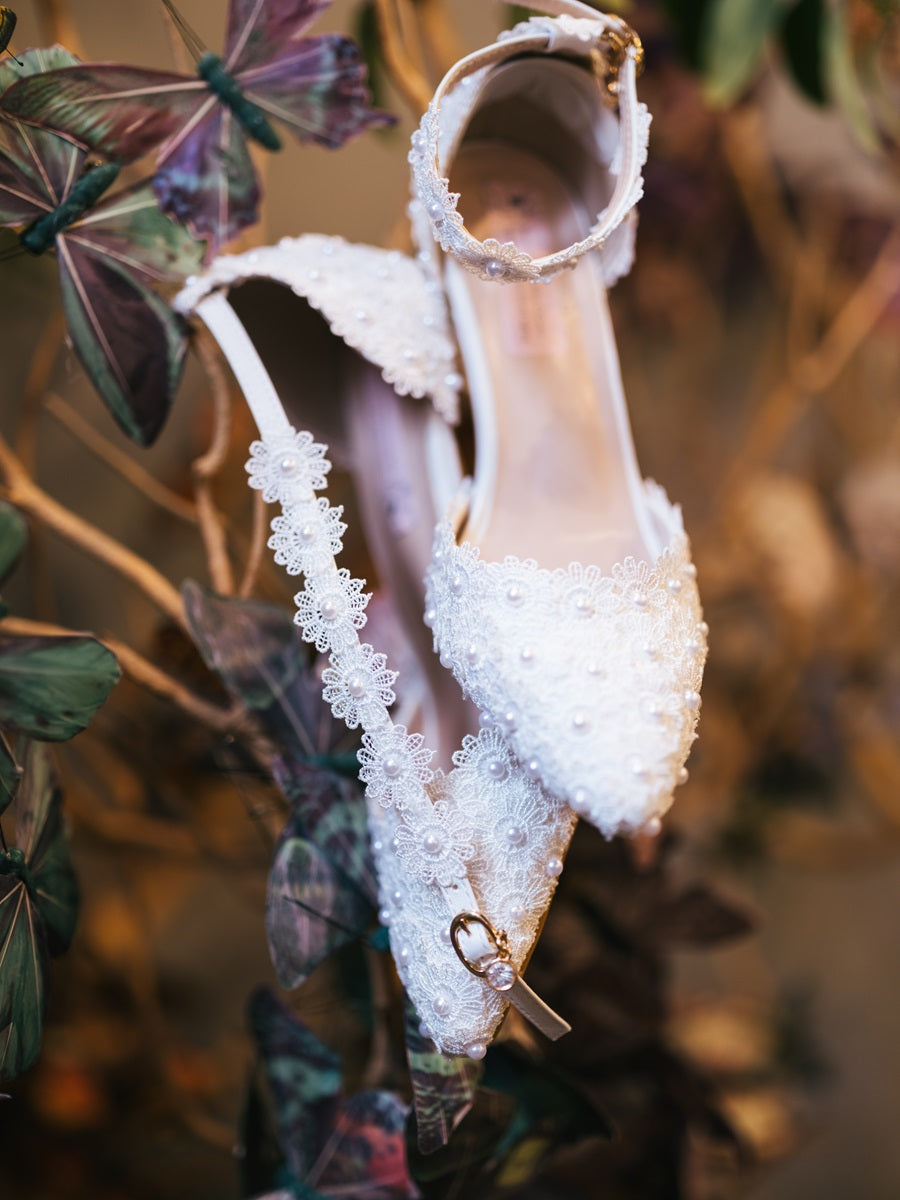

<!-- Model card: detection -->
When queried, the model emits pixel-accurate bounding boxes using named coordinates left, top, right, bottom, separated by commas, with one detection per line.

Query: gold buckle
left=598, top=20, right=644, bottom=95
left=449, top=911, right=510, bottom=977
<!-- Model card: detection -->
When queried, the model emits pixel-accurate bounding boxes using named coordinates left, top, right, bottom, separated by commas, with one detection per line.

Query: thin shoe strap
left=409, top=8, right=647, bottom=283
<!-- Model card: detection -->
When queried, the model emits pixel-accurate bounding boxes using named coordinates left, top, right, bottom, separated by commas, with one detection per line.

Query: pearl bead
left=687, top=638, right=702, bottom=655
left=509, top=904, right=526, bottom=923
left=319, top=598, right=339, bottom=622
left=572, top=710, right=591, bottom=733
left=403, top=347, right=417, bottom=361
left=644, top=817, right=662, bottom=837
left=307, top=268, right=321, bottom=281
left=378, top=907, right=391, bottom=925
left=372, top=839, right=383, bottom=852
left=321, top=242, right=335, bottom=256
left=382, top=755, right=402, bottom=779
left=487, top=758, right=508, bottom=782
left=587, top=661, right=605, bottom=677
left=677, top=766, right=689, bottom=785
left=506, top=584, right=523, bottom=604
left=423, top=608, right=436, bottom=628
left=684, top=563, right=698, bottom=579
left=520, top=645, right=535, bottom=663
left=347, top=672, right=368, bottom=699
left=299, top=523, right=316, bottom=543
left=431, top=995, right=451, bottom=1017
left=355, top=309, right=369, bottom=322
left=450, top=573, right=464, bottom=595
left=445, top=371, right=464, bottom=389
left=545, top=857, right=563, bottom=878
left=427, top=199, right=444, bottom=220
left=419, top=1023, right=432, bottom=1040
left=439, top=650, right=452, bottom=668
left=485, top=258, right=506, bottom=279
left=439, top=925, right=453, bottom=944
left=466, top=643, right=481, bottom=666
left=500, top=709, right=518, bottom=731
left=466, top=1041, right=487, bottom=1060
left=279, top=455, right=298, bottom=475
left=506, top=825, right=526, bottom=847
left=684, top=690, right=701, bottom=710
left=698, top=621, right=709, bottom=636
left=631, top=588, right=648, bottom=608
left=391, top=889, right=404, bottom=906
left=411, top=130, right=424, bottom=149
left=572, top=787, right=591, bottom=814
left=574, top=593, right=593, bottom=616
left=526, top=758, right=542, bottom=778
left=422, top=831, right=444, bottom=855
left=630, top=758, right=648, bottom=778
left=667, top=578, right=682, bottom=593
left=643, top=644, right=658, bottom=659
left=399, top=946, right=411, bottom=964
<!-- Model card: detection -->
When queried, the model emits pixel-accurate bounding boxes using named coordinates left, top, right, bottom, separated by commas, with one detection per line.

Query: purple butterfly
left=0, top=0, right=393, bottom=254
left=0, top=47, right=205, bottom=444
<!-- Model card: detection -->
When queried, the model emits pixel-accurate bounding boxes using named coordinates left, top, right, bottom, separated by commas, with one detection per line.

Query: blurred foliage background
left=1, top=0, right=899, bottom=1197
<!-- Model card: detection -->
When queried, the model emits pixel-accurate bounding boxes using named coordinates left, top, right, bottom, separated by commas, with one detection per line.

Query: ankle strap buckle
left=598, top=20, right=644, bottom=96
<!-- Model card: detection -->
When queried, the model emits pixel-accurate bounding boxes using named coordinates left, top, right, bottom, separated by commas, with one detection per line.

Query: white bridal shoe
left=409, top=1, right=708, bottom=839
left=175, top=237, right=574, bottom=1058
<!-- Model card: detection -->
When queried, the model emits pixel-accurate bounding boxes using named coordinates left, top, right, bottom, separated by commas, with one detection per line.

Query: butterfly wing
left=0, top=62, right=205, bottom=164
left=0, top=46, right=86, bottom=225
left=56, top=228, right=192, bottom=445
left=237, top=35, right=393, bottom=150
left=223, top=0, right=329, bottom=71
left=153, top=103, right=258, bottom=253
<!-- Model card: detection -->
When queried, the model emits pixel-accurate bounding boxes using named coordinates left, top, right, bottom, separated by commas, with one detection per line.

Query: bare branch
left=191, top=331, right=237, bottom=595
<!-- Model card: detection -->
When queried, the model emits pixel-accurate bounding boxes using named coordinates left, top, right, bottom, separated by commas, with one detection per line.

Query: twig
left=239, top=489, right=269, bottom=598
left=45, top=392, right=200, bottom=526
left=417, top=0, right=465, bottom=77
left=16, top=308, right=65, bottom=470
left=374, top=0, right=433, bottom=113
left=0, top=615, right=242, bottom=734
left=721, top=230, right=900, bottom=490
left=0, top=433, right=186, bottom=629
left=32, top=0, right=86, bottom=56
left=192, top=331, right=236, bottom=595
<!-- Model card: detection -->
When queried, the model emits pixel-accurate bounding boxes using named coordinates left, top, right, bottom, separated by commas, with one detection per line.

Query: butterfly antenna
left=159, top=0, right=205, bottom=63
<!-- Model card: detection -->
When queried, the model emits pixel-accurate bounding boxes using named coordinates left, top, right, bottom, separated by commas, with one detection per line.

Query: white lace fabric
left=178, top=237, right=575, bottom=1058
left=426, top=484, right=707, bottom=837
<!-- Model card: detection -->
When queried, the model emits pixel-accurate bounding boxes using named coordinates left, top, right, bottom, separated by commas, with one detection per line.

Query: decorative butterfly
left=0, top=0, right=393, bottom=254
left=0, top=47, right=205, bottom=445
left=0, top=8, right=19, bottom=63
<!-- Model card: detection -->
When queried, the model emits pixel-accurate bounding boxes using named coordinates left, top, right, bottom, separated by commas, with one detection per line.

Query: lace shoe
left=175, top=236, right=572, bottom=1058
left=409, top=2, right=708, bottom=839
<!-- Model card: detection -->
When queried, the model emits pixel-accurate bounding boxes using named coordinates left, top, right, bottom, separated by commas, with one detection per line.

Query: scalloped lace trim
left=245, top=429, right=575, bottom=1057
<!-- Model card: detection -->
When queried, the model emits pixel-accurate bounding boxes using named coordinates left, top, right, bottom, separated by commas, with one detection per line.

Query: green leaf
left=780, top=0, right=826, bottom=104
left=266, top=826, right=373, bottom=989
left=702, top=0, right=783, bottom=106
left=823, top=0, right=881, bottom=153
left=0, top=502, right=27, bottom=586
left=403, top=996, right=482, bottom=1154
left=0, top=634, right=120, bottom=741
left=0, top=743, right=78, bottom=1081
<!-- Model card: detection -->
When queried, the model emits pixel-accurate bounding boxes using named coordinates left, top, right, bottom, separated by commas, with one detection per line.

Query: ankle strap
left=408, top=7, right=649, bottom=283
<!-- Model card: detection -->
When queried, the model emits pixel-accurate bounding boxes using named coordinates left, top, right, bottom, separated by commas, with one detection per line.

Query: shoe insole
left=450, top=142, right=653, bottom=571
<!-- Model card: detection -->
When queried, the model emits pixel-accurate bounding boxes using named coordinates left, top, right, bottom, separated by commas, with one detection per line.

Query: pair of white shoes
left=175, top=2, right=707, bottom=1059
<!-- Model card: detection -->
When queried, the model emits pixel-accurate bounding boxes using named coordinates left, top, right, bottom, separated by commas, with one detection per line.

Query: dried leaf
left=266, top=821, right=373, bottom=989
left=403, top=996, right=482, bottom=1155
